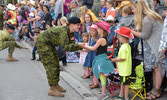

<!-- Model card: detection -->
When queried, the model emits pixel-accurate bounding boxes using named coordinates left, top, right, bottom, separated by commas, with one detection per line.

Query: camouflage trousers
left=36, top=38, right=60, bottom=86
left=0, top=21, right=3, bottom=30
left=0, top=41, right=16, bottom=54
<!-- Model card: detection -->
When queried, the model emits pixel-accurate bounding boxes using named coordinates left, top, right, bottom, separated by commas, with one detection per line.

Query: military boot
left=48, top=86, right=64, bottom=97
left=31, top=53, right=36, bottom=60
left=6, top=54, right=18, bottom=61
left=55, top=85, right=66, bottom=92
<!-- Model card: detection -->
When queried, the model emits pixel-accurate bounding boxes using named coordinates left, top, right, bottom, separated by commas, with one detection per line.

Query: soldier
left=0, top=5, right=4, bottom=30
left=36, top=17, right=82, bottom=97
left=0, top=24, right=28, bottom=61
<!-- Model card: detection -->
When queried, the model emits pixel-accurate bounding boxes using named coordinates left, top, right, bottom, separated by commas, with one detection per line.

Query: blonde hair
left=133, top=0, right=163, bottom=31
left=82, top=33, right=89, bottom=38
left=83, top=13, right=93, bottom=32
left=80, top=6, right=88, bottom=22
left=60, top=17, right=68, bottom=24
left=89, top=29, right=98, bottom=42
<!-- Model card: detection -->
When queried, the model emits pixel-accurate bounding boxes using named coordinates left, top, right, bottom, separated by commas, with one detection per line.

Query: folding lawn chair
left=129, top=63, right=146, bottom=100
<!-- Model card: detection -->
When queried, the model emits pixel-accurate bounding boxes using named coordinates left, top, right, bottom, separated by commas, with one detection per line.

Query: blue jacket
left=107, top=26, right=115, bottom=45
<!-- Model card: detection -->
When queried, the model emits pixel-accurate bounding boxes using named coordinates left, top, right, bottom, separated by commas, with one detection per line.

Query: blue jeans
left=165, top=52, right=167, bottom=78
left=28, top=23, right=34, bottom=36
left=32, top=45, right=37, bottom=54
left=59, top=53, right=67, bottom=64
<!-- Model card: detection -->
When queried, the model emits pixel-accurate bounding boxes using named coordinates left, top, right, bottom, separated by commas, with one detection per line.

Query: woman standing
left=42, top=5, right=52, bottom=30
left=131, top=0, right=165, bottom=99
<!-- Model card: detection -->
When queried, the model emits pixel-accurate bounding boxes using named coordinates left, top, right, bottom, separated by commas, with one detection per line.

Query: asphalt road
left=0, top=48, right=83, bottom=100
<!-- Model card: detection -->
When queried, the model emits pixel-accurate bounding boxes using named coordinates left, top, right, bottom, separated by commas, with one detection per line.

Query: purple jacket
left=64, top=0, right=72, bottom=15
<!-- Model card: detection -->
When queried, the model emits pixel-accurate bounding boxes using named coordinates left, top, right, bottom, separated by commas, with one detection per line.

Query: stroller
left=106, top=36, right=121, bottom=96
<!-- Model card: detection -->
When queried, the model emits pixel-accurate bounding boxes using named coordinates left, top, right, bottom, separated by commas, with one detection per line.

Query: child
left=118, top=6, right=134, bottom=28
left=82, top=13, right=93, bottom=33
left=79, top=21, right=115, bottom=100
left=45, top=22, right=53, bottom=30
left=82, top=24, right=99, bottom=89
left=22, top=27, right=29, bottom=42
left=112, top=27, right=133, bottom=100
left=16, top=11, right=22, bottom=41
left=29, top=28, right=41, bottom=61
left=79, top=33, right=89, bottom=65
left=60, top=16, right=68, bottom=26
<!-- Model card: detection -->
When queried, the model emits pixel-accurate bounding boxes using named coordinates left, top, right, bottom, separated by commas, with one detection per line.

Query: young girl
left=82, top=13, right=93, bottom=33
left=79, top=33, right=89, bottom=65
left=60, top=16, right=68, bottom=26
left=79, top=21, right=115, bottom=100
left=82, top=24, right=99, bottom=89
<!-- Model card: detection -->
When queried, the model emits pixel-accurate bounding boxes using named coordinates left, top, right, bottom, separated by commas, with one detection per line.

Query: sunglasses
left=107, top=21, right=113, bottom=23
left=132, top=0, right=138, bottom=4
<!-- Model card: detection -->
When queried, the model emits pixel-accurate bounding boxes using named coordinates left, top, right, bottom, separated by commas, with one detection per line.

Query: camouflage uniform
left=36, top=26, right=81, bottom=86
left=0, top=30, right=22, bottom=54
left=0, top=9, right=3, bottom=30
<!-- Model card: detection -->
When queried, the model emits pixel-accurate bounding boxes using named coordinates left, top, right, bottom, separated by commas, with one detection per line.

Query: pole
left=61, top=0, right=64, bottom=17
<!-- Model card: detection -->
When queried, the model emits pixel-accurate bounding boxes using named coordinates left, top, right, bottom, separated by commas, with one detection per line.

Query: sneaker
left=98, top=94, right=109, bottom=100
left=114, top=96, right=124, bottom=100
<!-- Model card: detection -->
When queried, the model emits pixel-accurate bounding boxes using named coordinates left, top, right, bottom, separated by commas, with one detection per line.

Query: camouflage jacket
left=0, top=30, right=22, bottom=48
left=0, top=9, right=3, bottom=21
left=37, top=26, right=81, bottom=51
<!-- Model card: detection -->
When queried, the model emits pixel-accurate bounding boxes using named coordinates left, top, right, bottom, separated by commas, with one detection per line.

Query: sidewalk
left=21, top=41, right=167, bottom=100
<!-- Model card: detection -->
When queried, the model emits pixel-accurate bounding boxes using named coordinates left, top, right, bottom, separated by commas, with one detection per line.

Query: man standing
left=70, top=0, right=81, bottom=18
left=36, top=17, right=82, bottom=97
left=0, top=24, right=28, bottom=61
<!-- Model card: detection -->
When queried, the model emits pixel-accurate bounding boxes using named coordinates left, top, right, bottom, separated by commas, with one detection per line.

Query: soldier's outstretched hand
left=22, top=47, right=29, bottom=49
left=78, top=43, right=85, bottom=48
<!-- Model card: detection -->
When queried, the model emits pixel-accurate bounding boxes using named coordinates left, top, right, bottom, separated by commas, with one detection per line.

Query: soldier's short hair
left=68, top=17, right=81, bottom=24
left=7, top=24, right=15, bottom=30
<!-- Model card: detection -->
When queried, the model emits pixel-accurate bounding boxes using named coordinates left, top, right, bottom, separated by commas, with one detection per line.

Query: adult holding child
left=131, top=0, right=166, bottom=99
